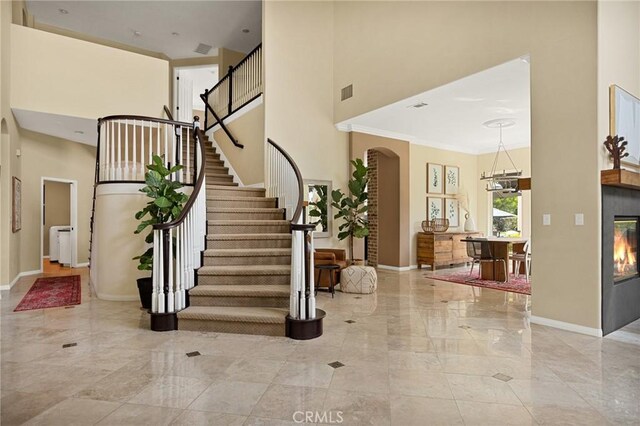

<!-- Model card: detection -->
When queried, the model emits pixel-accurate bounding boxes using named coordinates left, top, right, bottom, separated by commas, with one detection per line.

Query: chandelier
left=480, top=119, right=522, bottom=196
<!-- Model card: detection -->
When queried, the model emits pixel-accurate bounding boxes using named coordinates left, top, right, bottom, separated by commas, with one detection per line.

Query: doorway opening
left=173, top=65, right=219, bottom=122
left=41, top=178, right=78, bottom=271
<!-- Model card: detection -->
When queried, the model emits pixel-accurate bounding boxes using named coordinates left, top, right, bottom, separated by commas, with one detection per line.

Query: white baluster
left=110, top=121, right=115, bottom=180
left=157, top=230, right=166, bottom=314
left=308, top=229, right=316, bottom=319
left=186, top=128, right=191, bottom=183
left=290, top=229, right=299, bottom=319
left=124, top=119, right=129, bottom=179
left=117, top=120, right=122, bottom=180
left=167, top=228, right=174, bottom=313
left=299, top=229, right=306, bottom=320
left=132, top=119, right=137, bottom=180
left=164, top=123, right=169, bottom=170
left=175, top=225, right=182, bottom=310
left=152, top=230, right=159, bottom=313
left=140, top=121, right=145, bottom=178
left=178, top=126, right=183, bottom=183
left=156, top=121, right=161, bottom=161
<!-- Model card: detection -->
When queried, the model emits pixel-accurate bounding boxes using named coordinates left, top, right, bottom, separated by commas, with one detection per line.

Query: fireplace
left=613, top=218, right=638, bottom=282
left=602, top=186, right=640, bottom=335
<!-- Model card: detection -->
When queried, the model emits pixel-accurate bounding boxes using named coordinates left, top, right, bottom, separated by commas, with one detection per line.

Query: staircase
left=177, top=136, right=291, bottom=336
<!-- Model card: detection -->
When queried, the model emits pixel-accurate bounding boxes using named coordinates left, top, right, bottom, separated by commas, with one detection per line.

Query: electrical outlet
left=543, top=214, right=551, bottom=226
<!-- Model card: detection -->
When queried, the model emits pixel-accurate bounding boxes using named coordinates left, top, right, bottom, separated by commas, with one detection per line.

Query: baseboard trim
left=76, top=262, right=89, bottom=268
left=530, top=315, right=603, bottom=337
left=0, top=269, right=42, bottom=291
left=377, top=264, right=413, bottom=272
left=95, top=292, right=139, bottom=302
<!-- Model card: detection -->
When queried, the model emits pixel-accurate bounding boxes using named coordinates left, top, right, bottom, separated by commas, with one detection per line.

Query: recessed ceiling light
left=58, top=8, right=68, bottom=14
left=133, top=30, right=142, bottom=37
left=242, top=28, right=250, bottom=33
left=74, top=130, right=84, bottom=135
left=171, top=32, right=180, bottom=36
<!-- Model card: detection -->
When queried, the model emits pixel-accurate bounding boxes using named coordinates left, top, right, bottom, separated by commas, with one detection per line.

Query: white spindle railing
left=202, top=44, right=262, bottom=131
left=151, top=119, right=207, bottom=315
left=97, top=116, right=195, bottom=185
left=266, top=139, right=316, bottom=321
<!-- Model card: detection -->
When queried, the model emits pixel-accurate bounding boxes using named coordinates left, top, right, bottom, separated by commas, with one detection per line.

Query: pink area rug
left=427, top=271, right=531, bottom=295
left=14, top=275, right=82, bottom=312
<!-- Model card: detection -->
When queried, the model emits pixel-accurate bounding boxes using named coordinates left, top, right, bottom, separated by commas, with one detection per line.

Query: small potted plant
left=331, top=158, right=369, bottom=264
left=133, top=155, right=187, bottom=309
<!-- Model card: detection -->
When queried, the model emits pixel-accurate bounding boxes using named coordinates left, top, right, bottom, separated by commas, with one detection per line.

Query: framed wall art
left=12, top=176, right=21, bottom=233
left=427, top=163, right=443, bottom=194
left=427, top=197, right=443, bottom=220
left=445, top=198, right=459, bottom=227
left=445, top=165, right=459, bottom=195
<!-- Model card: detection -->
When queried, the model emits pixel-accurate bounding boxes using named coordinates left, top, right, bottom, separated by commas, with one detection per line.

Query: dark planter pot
left=137, top=277, right=153, bottom=310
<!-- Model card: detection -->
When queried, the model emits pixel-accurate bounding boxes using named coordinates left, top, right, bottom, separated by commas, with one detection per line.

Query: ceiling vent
left=409, top=102, right=429, bottom=109
left=194, top=43, right=213, bottom=55
left=341, top=84, right=353, bottom=101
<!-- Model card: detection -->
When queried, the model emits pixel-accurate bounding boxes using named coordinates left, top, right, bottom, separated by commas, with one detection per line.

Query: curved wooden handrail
left=267, top=138, right=304, bottom=224
left=154, top=121, right=207, bottom=231
left=99, top=114, right=192, bottom=128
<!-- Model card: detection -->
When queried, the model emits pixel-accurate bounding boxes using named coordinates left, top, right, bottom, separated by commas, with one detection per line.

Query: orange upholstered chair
left=314, top=248, right=348, bottom=289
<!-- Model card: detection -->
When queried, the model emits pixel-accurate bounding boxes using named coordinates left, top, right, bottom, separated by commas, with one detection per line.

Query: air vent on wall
left=341, top=84, right=353, bottom=101
left=194, top=43, right=213, bottom=55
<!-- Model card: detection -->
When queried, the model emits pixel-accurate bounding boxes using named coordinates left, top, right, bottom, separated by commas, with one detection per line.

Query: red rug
left=427, top=271, right=531, bottom=295
left=14, top=275, right=82, bottom=312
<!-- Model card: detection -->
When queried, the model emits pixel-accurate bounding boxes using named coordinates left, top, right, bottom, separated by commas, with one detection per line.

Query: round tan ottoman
left=340, top=265, right=377, bottom=294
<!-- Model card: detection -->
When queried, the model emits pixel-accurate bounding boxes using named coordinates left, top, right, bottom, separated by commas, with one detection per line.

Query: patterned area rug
left=427, top=271, right=531, bottom=295
left=14, top=275, right=82, bottom=312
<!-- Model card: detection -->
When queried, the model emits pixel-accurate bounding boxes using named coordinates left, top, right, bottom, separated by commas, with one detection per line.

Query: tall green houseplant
left=133, top=155, right=188, bottom=271
left=331, top=158, right=369, bottom=262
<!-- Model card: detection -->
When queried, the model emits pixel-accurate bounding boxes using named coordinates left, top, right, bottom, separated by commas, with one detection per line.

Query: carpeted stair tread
left=198, top=265, right=291, bottom=276
left=204, top=248, right=291, bottom=257
left=207, top=233, right=291, bottom=241
left=208, top=220, right=290, bottom=225
left=190, top=285, right=290, bottom=298
left=207, top=196, right=274, bottom=201
left=206, top=182, right=239, bottom=187
left=178, top=306, right=287, bottom=324
left=207, top=207, right=283, bottom=213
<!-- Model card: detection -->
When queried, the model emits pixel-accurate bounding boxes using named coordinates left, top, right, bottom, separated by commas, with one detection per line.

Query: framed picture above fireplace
left=610, top=85, right=640, bottom=167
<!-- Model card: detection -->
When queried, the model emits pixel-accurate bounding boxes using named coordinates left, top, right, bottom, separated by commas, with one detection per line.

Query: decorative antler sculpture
left=604, top=135, right=629, bottom=169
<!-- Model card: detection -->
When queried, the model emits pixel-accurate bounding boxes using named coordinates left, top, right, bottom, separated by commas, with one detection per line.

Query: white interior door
left=176, top=70, right=194, bottom=123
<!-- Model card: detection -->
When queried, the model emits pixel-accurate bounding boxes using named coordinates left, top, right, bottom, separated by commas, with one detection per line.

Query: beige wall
left=330, top=1, right=600, bottom=330
left=476, top=147, right=531, bottom=238
left=43, top=181, right=71, bottom=256
left=409, top=144, right=479, bottom=266
left=351, top=132, right=410, bottom=267
left=11, top=25, right=169, bottom=119
left=263, top=1, right=349, bottom=250
left=20, top=130, right=96, bottom=271
left=597, top=1, right=640, bottom=172
left=213, top=103, right=265, bottom=185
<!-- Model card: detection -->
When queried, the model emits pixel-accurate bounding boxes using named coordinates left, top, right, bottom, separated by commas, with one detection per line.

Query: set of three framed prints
left=426, top=163, right=460, bottom=227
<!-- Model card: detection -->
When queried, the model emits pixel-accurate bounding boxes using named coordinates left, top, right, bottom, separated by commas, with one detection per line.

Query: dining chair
left=471, top=240, right=508, bottom=282
left=465, top=240, right=482, bottom=276
left=510, top=239, right=531, bottom=281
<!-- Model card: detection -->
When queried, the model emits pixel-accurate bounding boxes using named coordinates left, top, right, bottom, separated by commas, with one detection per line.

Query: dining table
left=461, top=237, right=528, bottom=282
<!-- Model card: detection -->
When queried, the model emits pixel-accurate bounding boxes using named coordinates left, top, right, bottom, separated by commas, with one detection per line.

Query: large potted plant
left=331, top=158, right=369, bottom=263
left=133, top=155, right=187, bottom=309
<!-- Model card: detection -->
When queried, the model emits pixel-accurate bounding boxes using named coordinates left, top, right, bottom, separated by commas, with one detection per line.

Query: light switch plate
left=575, top=213, right=584, bottom=226
left=543, top=214, right=551, bottom=226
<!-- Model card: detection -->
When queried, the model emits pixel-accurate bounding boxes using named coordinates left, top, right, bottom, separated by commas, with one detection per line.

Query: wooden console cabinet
left=417, top=232, right=482, bottom=270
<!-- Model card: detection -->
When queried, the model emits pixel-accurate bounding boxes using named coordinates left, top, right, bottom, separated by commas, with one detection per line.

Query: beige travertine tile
left=329, top=360, right=390, bottom=394
left=188, top=380, right=268, bottom=415
left=222, top=358, right=285, bottom=383
left=128, top=375, right=211, bottom=409
left=446, top=373, right=522, bottom=405
left=251, top=384, right=326, bottom=420
left=389, top=368, right=453, bottom=399
left=456, top=400, right=536, bottom=425
left=0, top=391, right=66, bottom=425
left=171, top=410, right=246, bottom=425
left=390, top=394, right=463, bottom=425
left=96, top=403, right=182, bottom=425
left=323, top=390, right=390, bottom=425
left=23, top=397, right=121, bottom=425
left=272, top=361, right=335, bottom=388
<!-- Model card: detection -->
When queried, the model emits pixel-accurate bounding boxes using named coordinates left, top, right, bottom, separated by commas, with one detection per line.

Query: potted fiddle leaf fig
left=133, top=155, right=187, bottom=309
left=331, top=158, right=369, bottom=263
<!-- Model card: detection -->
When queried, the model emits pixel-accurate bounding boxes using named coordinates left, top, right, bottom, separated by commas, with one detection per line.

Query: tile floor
left=1, top=265, right=639, bottom=425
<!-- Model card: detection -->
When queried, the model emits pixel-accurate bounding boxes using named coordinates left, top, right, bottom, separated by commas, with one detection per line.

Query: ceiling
left=26, top=1, right=262, bottom=59
left=13, top=109, right=98, bottom=146
left=337, top=58, right=531, bottom=155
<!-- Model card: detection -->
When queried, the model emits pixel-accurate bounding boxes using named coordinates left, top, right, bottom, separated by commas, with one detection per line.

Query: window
left=491, top=192, right=522, bottom=237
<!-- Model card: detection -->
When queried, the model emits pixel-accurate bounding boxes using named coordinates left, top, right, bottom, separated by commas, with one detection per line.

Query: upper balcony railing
left=201, top=44, right=262, bottom=141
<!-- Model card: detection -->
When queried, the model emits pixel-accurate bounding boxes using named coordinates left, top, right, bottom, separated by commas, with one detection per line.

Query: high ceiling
left=26, top=1, right=262, bottom=59
left=337, top=58, right=531, bottom=155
